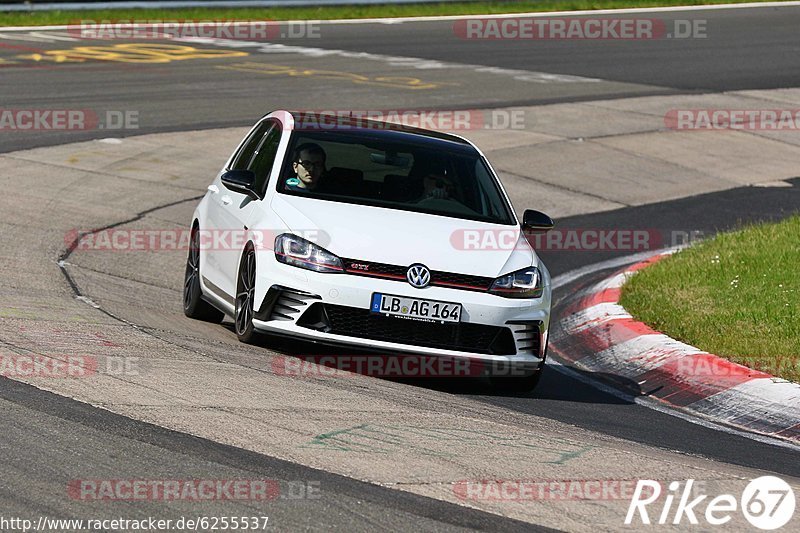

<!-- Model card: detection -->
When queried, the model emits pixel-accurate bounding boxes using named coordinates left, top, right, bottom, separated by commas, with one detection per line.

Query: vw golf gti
left=184, top=110, right=554, bottom=391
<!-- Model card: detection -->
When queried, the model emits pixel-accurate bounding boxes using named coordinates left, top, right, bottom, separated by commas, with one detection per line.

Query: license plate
left=370, top=293, right=462, bottom=323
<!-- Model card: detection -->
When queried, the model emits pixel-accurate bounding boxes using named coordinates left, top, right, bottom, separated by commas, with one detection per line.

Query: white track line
left=1, top=2, right=800, bottom=32
left=319, top=1, right=800, bottom=24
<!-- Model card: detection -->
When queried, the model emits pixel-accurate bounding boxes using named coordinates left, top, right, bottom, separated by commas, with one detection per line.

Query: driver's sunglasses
left=297, top=159, right=324, bottom=171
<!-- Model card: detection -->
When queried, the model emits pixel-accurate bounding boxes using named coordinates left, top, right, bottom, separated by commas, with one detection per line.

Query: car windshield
left=278, top=130, right=516, bottom=225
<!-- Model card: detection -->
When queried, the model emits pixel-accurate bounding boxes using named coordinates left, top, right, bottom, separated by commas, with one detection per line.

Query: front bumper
left=252, top=258, right=551, bottom=366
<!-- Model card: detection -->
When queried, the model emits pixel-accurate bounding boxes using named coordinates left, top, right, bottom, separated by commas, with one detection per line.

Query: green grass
left=620, top=215, right=800, bottom=383
left=0, top=0, right=786, bottom=26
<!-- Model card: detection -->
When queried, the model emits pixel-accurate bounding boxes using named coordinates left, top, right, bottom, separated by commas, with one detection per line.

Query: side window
left=250, top=123, right=282, bottom=194
left=229, top=120, right=272, bottom=171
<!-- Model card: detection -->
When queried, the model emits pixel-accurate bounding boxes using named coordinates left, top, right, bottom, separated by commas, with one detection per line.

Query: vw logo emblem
left=406, top=264, right=431, bottom=288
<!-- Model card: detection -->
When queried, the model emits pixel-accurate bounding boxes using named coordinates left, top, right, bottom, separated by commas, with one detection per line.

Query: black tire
left=488, top=369, right=543, bottom=394
left=234, top=246, right=261, bottom=344
left=183, top=226, right=224, bottom=322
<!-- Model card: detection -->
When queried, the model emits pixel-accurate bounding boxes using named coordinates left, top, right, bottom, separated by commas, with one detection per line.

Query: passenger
left=286, top=143, right=326, bottom=192
left=420, top=173, right=455, bottom=201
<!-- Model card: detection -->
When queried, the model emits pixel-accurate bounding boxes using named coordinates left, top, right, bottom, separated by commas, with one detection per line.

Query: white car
left=184, top=110, right=554, bottom=391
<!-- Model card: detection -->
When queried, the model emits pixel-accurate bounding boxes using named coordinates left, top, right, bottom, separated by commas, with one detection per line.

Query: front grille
left=341, top=258, right=494, bottom=292
left=432, top=271, right=493, bottom=291
left=296, top=303, right=516, bottom=355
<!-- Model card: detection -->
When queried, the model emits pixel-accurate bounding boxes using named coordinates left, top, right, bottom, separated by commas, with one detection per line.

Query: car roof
left=284, top=110, right=477, bottom=153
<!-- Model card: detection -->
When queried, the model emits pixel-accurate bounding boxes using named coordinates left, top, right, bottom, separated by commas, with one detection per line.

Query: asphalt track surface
left=1, top=5, right=800, bottom=531
left=0, top=378, right=547, bottom=532
left=2, top=4, right=800, bottom=152
left=277, top=7, right=800, bottom=92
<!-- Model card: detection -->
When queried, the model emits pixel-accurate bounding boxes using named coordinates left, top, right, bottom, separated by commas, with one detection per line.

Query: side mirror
left=522, top=209, right=554, bottom=232
left=221, top=169, right=259, bottom=199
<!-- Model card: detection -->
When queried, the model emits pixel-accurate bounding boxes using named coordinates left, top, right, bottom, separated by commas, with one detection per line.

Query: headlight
left=275, top=234, right=343, bottom=273
left=489, top=267, right=543, bottom=298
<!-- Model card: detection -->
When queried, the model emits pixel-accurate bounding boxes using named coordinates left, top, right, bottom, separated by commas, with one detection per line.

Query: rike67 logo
left=626, top=477, right=795, bottom=529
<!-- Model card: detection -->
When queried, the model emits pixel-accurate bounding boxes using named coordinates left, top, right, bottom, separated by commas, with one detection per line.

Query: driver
left=285, top=143, right=326, bottom=192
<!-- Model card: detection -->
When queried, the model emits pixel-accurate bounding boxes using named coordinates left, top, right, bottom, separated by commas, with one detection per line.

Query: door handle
left=221, top=195, right=233, bottom=206
left=207, top=184, right=219, bottom=194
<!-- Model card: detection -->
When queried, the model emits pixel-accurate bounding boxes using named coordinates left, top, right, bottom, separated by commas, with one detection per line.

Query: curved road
left=2, top=4, right=800, bottom=152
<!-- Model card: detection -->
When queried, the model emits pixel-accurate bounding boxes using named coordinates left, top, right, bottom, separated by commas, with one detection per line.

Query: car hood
left=268, top=194, right=536, bottom=278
